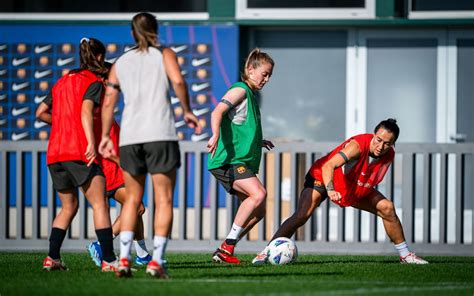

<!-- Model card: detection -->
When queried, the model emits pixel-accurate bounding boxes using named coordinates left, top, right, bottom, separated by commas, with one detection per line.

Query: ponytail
left=79, top=37, right=107, bottom=77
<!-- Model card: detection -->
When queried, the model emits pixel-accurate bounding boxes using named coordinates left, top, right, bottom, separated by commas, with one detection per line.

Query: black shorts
left=210, top=164, right=256, bottom=194
left=106, top=184, right=125, bottom=199
left=48, top=161, right=104, bottom=191
left=119, top=141, right=181, bottom=176
left=303, top=172, right=328, bottom=201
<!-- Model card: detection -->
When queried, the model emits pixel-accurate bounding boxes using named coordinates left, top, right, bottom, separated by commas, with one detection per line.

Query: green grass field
left=0, top=253, right=473, bottom=295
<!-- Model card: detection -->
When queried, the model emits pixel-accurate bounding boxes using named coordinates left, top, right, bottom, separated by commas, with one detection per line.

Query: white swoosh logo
left=0, top=44, right=7, bottom=51
left=191, top=57, right=211, bottom=67
left=34, top=44, right=52, bottom=54
left=193, top=107, right=210, bottom=116
left=175, top=120, right=186, bottom=128
left=0, top=119, right=7, bottom=125
left=12, top=57, right=30, bottom=66
left=171, top=96, right=180, bottom=104
left=0, top=94, right=6, bottom=101
left=57, top=57, right=74, bottom=66
left=34, top=120, right=48, bottom=129
left=34, top=69, right=52, bottom=79
left=105, top=57, right=117, bottom=63
left=124, top=46, right=134, bottom=52
left=171, top=45, right=188, bottom=53
left=181, top=70, right=188, bottom=76
left=12, top=82, right=30, bottom=92
left=12, top=132, right=29, bottom=141
left=34, top=95, right=47, bottom=104
left=191, top=82, right=210, bottom=92
left=0, top=69, right=7, bottom=76
left=191, top=132, right=209, bottom=142
left=12, top=107, right=29, bottom=116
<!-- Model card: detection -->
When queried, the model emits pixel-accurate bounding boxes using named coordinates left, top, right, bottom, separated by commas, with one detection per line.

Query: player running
left=252, top=119, right=428, bottom=265
left=99, top=12, right=201, bottom=278
left=207, top=48, right=275, bottom=264
left=36, top=37, right=117, bottom=272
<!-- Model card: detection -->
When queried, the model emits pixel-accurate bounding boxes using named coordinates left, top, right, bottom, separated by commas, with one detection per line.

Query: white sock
left=152, top=236, right=168, bottom=265
left=394, top=241, right=410, bottom=257
left=119, top=231, right=134, bottom=259
left=226, top=223, right=243, bottom=240
left=134, top=239, right=149, bottom=258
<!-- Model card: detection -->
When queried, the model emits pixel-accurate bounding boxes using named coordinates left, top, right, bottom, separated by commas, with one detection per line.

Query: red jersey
left=47, top=70, right=102, bottom=165
left=309, top=134, right=394, bottom=207
left=99, top=121, right=124, bottom=191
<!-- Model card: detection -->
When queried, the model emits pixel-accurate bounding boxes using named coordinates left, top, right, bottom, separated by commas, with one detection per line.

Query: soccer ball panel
left=267, top=237, right=297, bottom=265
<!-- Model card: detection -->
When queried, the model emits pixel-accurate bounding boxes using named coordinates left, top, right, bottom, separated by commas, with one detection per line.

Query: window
left=0, top=0, right=208, bottom=20
left=408, top=0, right=474, bottom=19
left=236, top=0, right=375, bottom=20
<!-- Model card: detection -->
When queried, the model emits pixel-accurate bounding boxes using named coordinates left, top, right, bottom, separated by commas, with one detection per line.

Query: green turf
left=0, top=253, right=473, bottom=295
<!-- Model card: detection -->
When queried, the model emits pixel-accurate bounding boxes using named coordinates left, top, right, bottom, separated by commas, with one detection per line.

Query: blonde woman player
left=207, top=48, right=275, bottom=264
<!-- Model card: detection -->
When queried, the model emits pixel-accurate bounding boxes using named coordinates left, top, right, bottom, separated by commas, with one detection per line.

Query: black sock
left=225, top=239, right=237, bottom=246
left=96, top=227, right=116, bottom=263
left=48, top=228, right=67, bottom=260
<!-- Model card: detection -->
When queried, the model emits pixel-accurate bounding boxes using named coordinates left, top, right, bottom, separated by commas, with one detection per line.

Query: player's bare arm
left=162, top=47, right=201, bottom=134
left=207, top=87, right=246, bottom=156
left=35, top=102, right=52, bottom=125
left=81, top=99, right=96, bottom=166
left=99, top=64, right=119, bottom=158
left=322, top=139, right=361, bottom=202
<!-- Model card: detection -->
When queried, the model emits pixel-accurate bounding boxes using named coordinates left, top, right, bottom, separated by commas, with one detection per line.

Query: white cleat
left=400, top=252, right=429, bottom=264
left=252, top=247, right=269, bottom=265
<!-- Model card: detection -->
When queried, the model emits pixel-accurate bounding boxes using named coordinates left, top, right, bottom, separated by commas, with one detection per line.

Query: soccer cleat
left=135, top=254, right=152, bottom=266
left=212, top=248, right=241, bottom=264
left=400, top=252, right=429, bottom=264
left=87, top=241, right=103, bottom=268
left=252, top=247, right=269, bottom=265
left=218, top=241, right=235, bottom=256
left=146, top=260, right=169, bottom=279
left=43, top=256, right=68, bottom=271
left=115, top=257, right=132, bottom=278
left=101, top=260, right=119, bottom=272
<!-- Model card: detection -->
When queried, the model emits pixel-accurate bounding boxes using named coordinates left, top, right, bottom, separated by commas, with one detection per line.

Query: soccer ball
left=267, top=237, right=297, bottom=265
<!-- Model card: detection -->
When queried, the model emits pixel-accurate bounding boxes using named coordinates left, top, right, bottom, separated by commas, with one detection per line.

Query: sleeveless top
left=309, top=134, right=395, bottom=207
left=47, top=70, right=102, bottom=165
left=207, top=82, right=263, bottom=173
left=114, top=47, right=178, bottom=146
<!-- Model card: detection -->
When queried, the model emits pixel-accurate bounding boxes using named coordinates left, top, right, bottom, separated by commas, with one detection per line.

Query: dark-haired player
left=253, top=118, right=428, bottom=265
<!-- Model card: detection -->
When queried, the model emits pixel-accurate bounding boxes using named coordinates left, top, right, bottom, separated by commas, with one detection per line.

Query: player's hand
left=98, top=136, right=116, bottom=159
left=207, top=134, right=219, bottom=157
left=85, top=143, right=96, bottom=167
left=185, top=111, right=202, bottom=135
left=262, top=139, right=274, bottom=151
left=327, top=190, right=342, bottom=203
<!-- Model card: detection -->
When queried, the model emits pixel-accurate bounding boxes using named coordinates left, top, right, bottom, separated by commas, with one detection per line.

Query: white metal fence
left=0, top=141, right=473, bottom=255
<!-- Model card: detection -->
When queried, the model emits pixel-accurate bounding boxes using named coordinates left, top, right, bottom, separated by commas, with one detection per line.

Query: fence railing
left=0, top=141, right=473, bottom=255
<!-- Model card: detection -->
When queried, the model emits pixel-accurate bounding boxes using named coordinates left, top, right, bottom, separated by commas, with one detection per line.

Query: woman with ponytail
left=207, top=48, right=275, bottom=264
left=99, top=12, right=201, bottom=279
left=36, top=37, right=117, bottom=272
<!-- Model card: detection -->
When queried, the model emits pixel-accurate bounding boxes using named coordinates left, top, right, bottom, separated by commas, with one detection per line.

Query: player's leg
left=252, top=187, right=324, bottom=265
left=213, top=175, right=266, bottom=264
left=236, top=190, right=266, bottom=240
left=146, top=170, right=175, bottom=278
left=116, top=171, right=146, bottom=276
left=81, top=174, right=117, bottom=270
left=113, top=187, right=151, bottom=265
left=44, top=189, right=78, bottom=271
left=352, top=190, right=428, bottom=264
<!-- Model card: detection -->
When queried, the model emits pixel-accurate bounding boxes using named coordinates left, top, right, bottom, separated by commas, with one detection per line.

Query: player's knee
left=379, top=200, right=396, bottom=219
left=253, top=188, right=267, bottom=206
